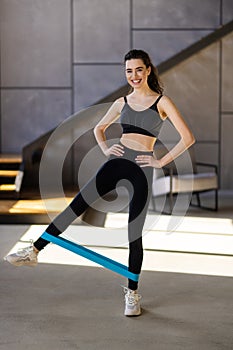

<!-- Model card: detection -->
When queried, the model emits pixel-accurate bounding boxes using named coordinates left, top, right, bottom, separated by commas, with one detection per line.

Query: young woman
left=5, top=49, right=195, bottom=316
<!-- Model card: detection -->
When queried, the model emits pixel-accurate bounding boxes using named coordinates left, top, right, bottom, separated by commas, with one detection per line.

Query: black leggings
left=34, top=144, right=153, bottom=290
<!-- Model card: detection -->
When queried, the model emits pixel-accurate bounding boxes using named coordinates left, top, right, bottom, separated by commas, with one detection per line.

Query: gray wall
left=0, top=0, right=233, bottom=188
left=160, top=32, right=233, bottom=189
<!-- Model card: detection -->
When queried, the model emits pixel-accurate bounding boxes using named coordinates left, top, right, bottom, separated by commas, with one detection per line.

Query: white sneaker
left=4, top=243, right=38, bottom=267
left=123, top=286, right=142, bottom=316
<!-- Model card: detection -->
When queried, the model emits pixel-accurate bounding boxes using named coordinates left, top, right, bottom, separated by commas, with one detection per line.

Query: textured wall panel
left=0, top=0, right=71, bottom=87
left=133, top=30, right=212, bottom=65
left=133, top=0, right=220, bottom=28
left=222, top=33, right=233, bottom=111
left=1, top=90, right=71, bottom=152
left=222, top=0, right=233, bottom=24
left=221, top=115, right=233, bottom=188
left=74, top=0, right=130, bottom=62
left=194, top=143, right=219, bottom=165
left=161, top=43, right=219, bottom=142
left=74, top=65, right=125, bottom=111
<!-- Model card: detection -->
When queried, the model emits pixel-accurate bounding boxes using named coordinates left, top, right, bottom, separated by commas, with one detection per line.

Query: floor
left=0, top=191, right=233, bottom=350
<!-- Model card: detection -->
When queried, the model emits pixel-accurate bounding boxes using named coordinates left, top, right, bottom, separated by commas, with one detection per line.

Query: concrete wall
left=0, top=0, right=233, bottom=188
left=160, top=31, right=233, bottom=189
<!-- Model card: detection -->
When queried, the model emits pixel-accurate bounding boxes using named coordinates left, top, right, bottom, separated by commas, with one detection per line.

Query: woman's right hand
left=104, top=144, right=125, bottom=157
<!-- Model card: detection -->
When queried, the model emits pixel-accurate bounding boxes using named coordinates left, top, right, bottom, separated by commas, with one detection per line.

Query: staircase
left=0, top=154, right=23, bottom=198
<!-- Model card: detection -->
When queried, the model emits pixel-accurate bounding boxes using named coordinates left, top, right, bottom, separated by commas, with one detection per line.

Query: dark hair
left=124, top=49, right=163, bottom=94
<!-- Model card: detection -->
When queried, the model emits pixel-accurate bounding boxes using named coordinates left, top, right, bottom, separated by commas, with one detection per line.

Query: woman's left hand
left=135, top=155, right=163, bottom=168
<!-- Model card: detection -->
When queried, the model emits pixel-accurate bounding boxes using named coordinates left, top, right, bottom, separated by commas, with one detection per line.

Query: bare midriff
left=120, top=133, right=156, bottom=152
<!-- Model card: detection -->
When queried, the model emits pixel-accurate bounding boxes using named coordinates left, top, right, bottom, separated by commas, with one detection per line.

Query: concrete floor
left=1, top=221, right=233, bottom=350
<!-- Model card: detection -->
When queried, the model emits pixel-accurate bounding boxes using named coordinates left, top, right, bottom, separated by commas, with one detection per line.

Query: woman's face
left=125, top=58, right=151, bottom=89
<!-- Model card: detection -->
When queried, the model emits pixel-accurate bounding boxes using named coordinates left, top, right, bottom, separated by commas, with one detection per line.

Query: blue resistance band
left=41, top=232, right=139, bottom=282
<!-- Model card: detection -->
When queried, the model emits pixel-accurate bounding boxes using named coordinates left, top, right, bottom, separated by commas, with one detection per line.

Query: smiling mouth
left=131, top=79, right=141, bottom=84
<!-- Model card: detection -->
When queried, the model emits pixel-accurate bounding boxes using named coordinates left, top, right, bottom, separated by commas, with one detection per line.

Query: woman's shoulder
left=159, top=95, right=172, bottom=103
left=157, top=95, right=175, bottom=109
left=109, top=96, right=126, bottom=114
left=115, top=96, right=126, bottom=103
left=115, top=96, right=127, bottom=108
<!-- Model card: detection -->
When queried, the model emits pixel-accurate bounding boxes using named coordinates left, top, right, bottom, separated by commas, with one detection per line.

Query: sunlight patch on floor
left=5, top=223, right=233, bottom=278
left=8, top=197, right=73, bottom=214
left=105, top=212, right=233, bottom=235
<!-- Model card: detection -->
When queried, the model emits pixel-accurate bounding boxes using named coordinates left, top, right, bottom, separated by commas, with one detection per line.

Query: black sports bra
left=120, top=95, right=164, bottom=138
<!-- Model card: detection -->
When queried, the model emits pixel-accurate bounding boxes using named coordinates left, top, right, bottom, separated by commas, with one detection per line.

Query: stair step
left=0, top=170, right=18, bottom=177
left=0, top=184, right=16, bottom=191
left=0, top=154, right=22, bottom=171
left=0, top=154, right=22, bottom=163
left=0, top=153, right=24, bottom=195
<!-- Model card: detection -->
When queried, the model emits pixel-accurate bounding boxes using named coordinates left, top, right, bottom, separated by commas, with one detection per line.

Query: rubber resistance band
left=41, top=232, right=139, bottom=282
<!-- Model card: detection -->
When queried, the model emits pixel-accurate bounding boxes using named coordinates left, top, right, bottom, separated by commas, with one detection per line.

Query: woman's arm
left=94, top=98, right=125, bottom=157
left=136, top=96, right=195, bottom=168
left=157, top=96, right=195, bottom=167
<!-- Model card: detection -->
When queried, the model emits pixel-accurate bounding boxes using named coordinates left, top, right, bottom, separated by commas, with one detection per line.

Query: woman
left=5, top=49, right=195, bottom=316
